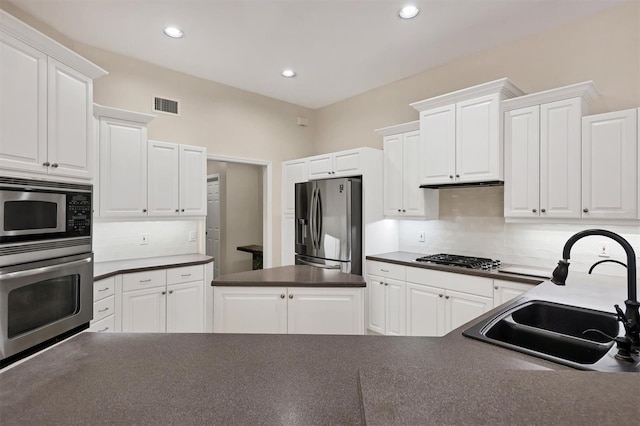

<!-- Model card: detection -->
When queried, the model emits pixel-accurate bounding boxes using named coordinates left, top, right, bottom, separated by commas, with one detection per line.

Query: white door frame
left=207, top=154, right=272, bottom=269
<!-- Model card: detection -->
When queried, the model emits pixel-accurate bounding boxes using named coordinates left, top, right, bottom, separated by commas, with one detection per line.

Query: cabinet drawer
left=93, top=276, right=115, bottom=301
left=167, top=264, right=204, bottom=285
left=406, top=267, right=493, bottom=298
left=93, top=295, right=115, bottom=322
left=366, top=261, right=405, bottom=281
left=89, top=315, right=115, bottom=333
left=122, top=269, right=166, bottom=292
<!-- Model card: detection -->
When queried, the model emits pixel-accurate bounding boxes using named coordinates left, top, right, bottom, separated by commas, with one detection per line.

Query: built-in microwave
left=0, top=177, right=92, bottom=267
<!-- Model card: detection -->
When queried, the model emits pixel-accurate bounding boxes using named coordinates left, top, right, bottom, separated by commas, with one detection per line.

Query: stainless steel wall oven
left=0, top=177, right=93, bottom=368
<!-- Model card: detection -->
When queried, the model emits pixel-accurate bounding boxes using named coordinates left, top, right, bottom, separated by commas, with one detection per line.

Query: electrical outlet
left=598, top=242, right=609, bottom=257
left=418, top=231, right=425, bottom=242
left=140, top=234, right=149, bottom=245
left=189, top=231, right=196, bottom=242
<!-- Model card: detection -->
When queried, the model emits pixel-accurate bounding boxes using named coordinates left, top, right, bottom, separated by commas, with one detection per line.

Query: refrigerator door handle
left=316, top=188, right=323, bottom=250
left=310, top=187, right=317, bottom=250
left=297, top=257, right=341, bottom=270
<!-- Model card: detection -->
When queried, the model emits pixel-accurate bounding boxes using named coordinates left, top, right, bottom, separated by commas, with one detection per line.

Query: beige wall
left=314, top=1, right=640, bottom=154
left=1, top=1, right=316, bottom=267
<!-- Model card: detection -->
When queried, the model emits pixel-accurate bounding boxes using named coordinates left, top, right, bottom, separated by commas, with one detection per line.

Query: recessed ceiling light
left=281, top=69, right=296, bottom=78
left=398, top=5, right=420, bottom=19
left=164, top=26, right=184, bottom=38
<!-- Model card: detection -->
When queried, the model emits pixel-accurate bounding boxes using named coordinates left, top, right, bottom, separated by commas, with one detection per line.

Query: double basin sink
left=463, top=299, right=639, bottom=372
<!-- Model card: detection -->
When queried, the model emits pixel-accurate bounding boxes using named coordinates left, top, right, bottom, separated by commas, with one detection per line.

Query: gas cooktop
left=415, top=253, right=501, bottom=270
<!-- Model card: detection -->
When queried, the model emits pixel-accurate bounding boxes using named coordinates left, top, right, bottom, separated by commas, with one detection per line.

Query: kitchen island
left=1, top=274, right=638, bottom=424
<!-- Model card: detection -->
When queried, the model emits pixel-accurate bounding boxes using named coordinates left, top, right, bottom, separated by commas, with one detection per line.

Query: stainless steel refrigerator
left=294, top=177, right=362, bottom=275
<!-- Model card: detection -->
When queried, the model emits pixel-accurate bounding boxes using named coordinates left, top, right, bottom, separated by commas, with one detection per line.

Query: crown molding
left=93, top=104, right=156, bottom=123
left=502, top=81, right=600, bottom=112
left=374, top=120, right=420, bottom=136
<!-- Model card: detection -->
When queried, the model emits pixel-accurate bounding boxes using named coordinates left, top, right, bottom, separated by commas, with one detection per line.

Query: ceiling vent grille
left=153, top=96, right=179, bottom=115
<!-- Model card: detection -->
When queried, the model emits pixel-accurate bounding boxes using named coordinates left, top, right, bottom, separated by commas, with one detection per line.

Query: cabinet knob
left=384, top=283, right=388, bottom=286
left=583, top=208, right=589, bottom=213
left=181, top=209, right=185, bottom=212
left=42, top=162, right=50, bottom=167
left=455, top=174, right=460, bottom=178
left=402, top=209, right=406, bottom=213
left=169, top=290, right=173, bottom=294
left=175, top=209, right=179, bottom=212
left=439, top=294, right=443, bottom=298
left=494, top=286, right=499, bottom=290
left=162, top=291, right=167, bottom=295
left=449, top=175, right=453, bottom=179
left=445, top=295, right=450, bottom=299
left=143, top=209, right=147, bottom=212
left=51, top=163, right=59, bottom=168
left=397, top=209, right=401, bottom=212
left=541, top=209, right=546, bottom=213
left=532, top=209, right=537, bottom=213
left=280, top=294, right=285, bottom=299
left=289, top=294, right=293, bottom=299
left=328, top=172, right=332, bottom=175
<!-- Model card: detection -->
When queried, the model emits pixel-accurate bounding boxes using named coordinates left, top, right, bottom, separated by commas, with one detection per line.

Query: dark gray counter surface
left=367, top=251, right=548, bottom=284
left=212, top=265, right=366, bottom=287
left=94, top=254, right=214, bottom=280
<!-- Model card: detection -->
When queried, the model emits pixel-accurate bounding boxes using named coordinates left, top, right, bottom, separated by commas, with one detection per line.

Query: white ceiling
left=9, top=0, right=627, bottom=109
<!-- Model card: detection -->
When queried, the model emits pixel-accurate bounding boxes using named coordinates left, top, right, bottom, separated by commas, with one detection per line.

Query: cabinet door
left=402, top=130, right=425, bottom=216
left=383, top=134, right=404, bottom=216
left=385, top=278, right=406, bottom=336
left=456, top=93, right=501, bottom=182
left=406, top=283, right=445, bottom=337
left=332, top=150, right=361, bottom=177
left=0, top=32, right=47, bottom=174
left=282, top=159, right=307, bottom=215
left=47, top=58, right=93, bottom=179
left=539, top=98, right=582, bottom=218
left=419, top=105, right=456, bottom=185
left=213, top=287, right=287, bottom=333
left=179, top=144, right=207, bottom=216
left=281, top=215, right=295, bottom=266
left=307, top=154, right=333, bottom=179
left=582, top=109, right=638, bottom=219
left=122, top=287, right=166, bottom=332
left=148, top=140, right=179, bottom=216
left=444, top=290, right=492, bottom=334
left=366, top=274, right=386, bottom=334
left=166, top=281, right=204, bottom=332
left=504, top=106, right=540, bottom=218
left=99, top=117, right=148, bottom=216
left=287, top=287, right=364, bottom=335
left=493, top=280, right=535, bottom=308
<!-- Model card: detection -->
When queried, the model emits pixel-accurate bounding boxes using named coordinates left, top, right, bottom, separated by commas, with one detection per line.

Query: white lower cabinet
left=213, top=286, right=364, bottom=335
left=365, top=261, right=407, bottom=335
left=493, top=280, right=536, bottom=308
left=406, top=283, right=444, bottom=336
left=121, top=265, right=205, bottom=333
left=89, top=276, right=116, bottom=332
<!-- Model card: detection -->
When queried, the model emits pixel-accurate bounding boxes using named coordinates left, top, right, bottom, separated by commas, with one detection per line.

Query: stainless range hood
left=420, top=180, right=504, bottom=189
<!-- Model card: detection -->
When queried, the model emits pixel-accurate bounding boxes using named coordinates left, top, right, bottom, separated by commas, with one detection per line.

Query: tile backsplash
left=93, top=221, right=199, bottom=262
left=398, top=187, right=639, bottom=278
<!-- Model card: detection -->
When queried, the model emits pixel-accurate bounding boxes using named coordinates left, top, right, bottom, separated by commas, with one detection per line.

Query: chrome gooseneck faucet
left=551, top=229, right=639, bottom=360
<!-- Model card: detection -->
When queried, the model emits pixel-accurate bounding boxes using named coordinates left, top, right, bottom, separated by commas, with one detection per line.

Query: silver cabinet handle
left=380, top=269, right=389, bottom=273
left=51, top=163, right=59, bottom=168
left=139, top=279, right=151, bottom=283
left=98, top=287, right=110, bottom=292
left=280, top=294, right=285, bottom=299
left=289, top=294, right=293, bottom=299
left=98, top=327, right=109, bottom=332
left=181, top=274, right=191, bottom=277
left=98, top=307, right=109, bottom=313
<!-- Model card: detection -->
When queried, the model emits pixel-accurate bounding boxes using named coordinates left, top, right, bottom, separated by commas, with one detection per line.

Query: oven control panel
left=66, top=193, right=91, bottom=235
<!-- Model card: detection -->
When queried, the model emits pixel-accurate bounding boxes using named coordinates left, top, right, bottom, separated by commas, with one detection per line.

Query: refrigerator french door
left=294, top=177, right=362, bottom=274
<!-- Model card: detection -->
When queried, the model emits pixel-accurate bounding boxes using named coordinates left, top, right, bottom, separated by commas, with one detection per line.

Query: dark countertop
left=367, top=251, right=548, bottom=284
left=236, top=244, right=263, bottom=254
left=94, top=254, right=214, bottom=280
left=212, top=265, right=366, bottom=287
left=2, top=274, right=636, bottom=424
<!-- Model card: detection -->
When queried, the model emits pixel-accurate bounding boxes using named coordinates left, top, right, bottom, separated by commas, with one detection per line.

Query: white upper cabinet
left=179, top=144, right=207, bottom=216
left=0, top=12, right=107, bottom=180
left=376, top=121, right=438, bottom=219
left=307, top=149, right=363, bottom=179
left=411, top=78, right=523, bottom=186
left=148, top=140, right=179, bottom=216
left=582, top=108, right=638, bottom=219
left=282, top=158, right=307, bottom=215
left=503, top=81, right=601, bottom=221
left=96, top=107, right=154, bottom=217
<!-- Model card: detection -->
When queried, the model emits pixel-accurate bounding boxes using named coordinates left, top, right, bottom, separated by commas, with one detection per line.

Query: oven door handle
left=0, top=256, right=92, bottom=280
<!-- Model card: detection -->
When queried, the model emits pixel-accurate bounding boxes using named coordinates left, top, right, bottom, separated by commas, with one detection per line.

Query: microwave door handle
left=297, top=257, right=341, bottom=270
left=0, top=256, right=92, bottom=280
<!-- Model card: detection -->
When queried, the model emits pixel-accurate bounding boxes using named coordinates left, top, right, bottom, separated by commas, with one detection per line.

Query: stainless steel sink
left=463, top=299, right=640, bottom=372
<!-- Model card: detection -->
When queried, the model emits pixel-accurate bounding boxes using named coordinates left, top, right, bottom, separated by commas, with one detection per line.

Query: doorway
left=206, top=156, right=271, bottom=276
